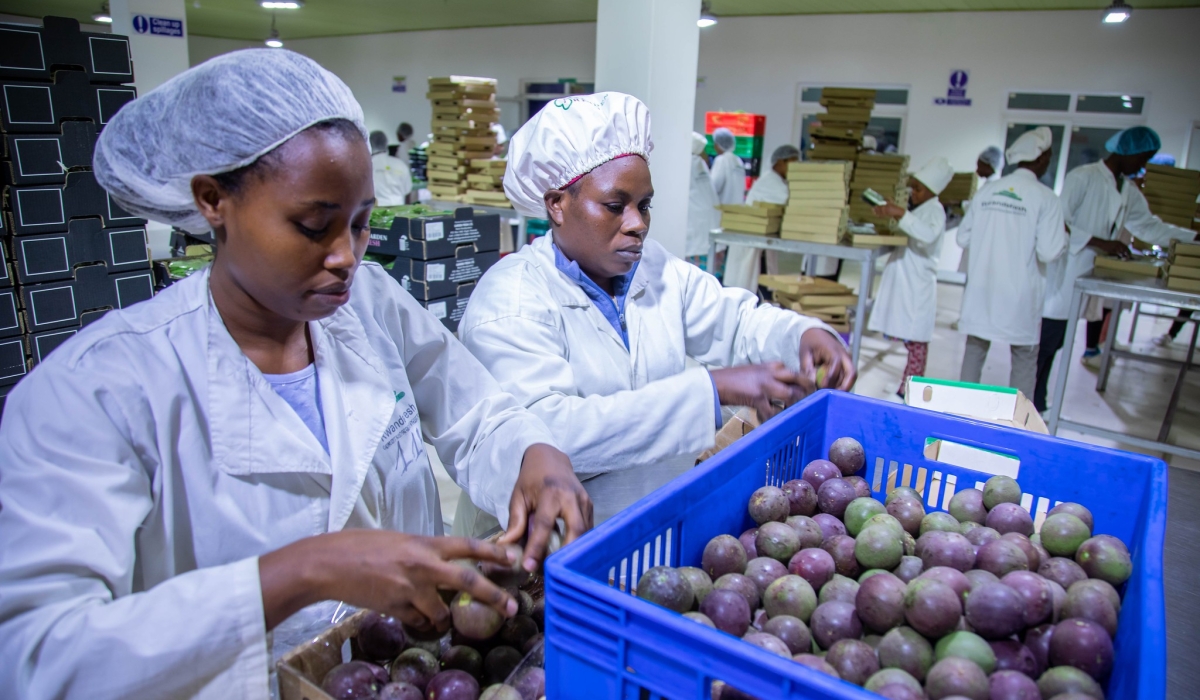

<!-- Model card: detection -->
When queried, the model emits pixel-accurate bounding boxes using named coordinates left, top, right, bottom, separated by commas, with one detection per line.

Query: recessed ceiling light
left=265, top=14, right=283, bottom=47
left=261, top=1, right=303, bottom=9
left=92, top=2, right=112, bottom=23
left=1103, top=1, right=1131, bottom=23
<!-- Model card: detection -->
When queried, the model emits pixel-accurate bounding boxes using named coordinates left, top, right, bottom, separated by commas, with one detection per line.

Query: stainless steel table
left=708, top=231, right=895, bottom=365
left=1045, top=275, right=1200, bottom=461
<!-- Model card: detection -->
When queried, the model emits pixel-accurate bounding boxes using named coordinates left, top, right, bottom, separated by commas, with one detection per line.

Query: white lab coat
left=0, top=264, right=554, bottom=700
left=956, top=172, right=1001, bottom=273
left=686, top=154, right=720, bottom=257
left=866, top=197, right=947, bottom=342
left=459, top=234, right=837, bottom=524
left=1043, top=161, right=1195, bottom=320
left=372, top=151, right=413, bottom=207
left=724, top=168, right=790, bottom=291
left=957, top=169, right=1066, bottom=346
left=711, top=150, right=747, bottom=205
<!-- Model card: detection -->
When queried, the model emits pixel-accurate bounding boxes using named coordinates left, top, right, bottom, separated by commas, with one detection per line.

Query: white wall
left=695, top=8, right=1200, bottom=174
left=190, top=24, right=597, bottom=147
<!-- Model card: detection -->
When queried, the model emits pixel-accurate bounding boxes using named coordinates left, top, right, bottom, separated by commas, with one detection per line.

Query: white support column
left=594, top=0, right=700, bottom=258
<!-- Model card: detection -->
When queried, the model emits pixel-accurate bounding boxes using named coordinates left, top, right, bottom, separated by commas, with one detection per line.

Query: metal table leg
left=1047, top=286, right=1085, bottom=435
left=1158, top=319, right=1200, bottom=442
left=850, top=256, right=872, bottom=367
left=1096, top=301, right=1123, bottom=392
left=1127, top=301, right=1141, bottom=343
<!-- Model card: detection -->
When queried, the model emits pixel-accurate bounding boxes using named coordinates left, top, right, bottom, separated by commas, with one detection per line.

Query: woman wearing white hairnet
left=370, top=129, right=412, bottom=206
left=958, top=128, right=1065, bottom=401
left=723, top=144, right=801, bottom=291
left=455, top=93, right=856, bottom=526
left=866, top=158, right=953, bottom=399
left=710, top=126, right=746, bottom=206
left=0, top=50, right=591, bottom=699
left=686, top=131, right=720, bottom=267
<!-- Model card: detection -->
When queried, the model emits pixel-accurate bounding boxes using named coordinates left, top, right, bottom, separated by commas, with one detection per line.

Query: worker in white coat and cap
left=866, top=157, right=953, bottom=398
left=454, top=92, right=857, bottom=527
left=1034, top=125, right=1196, bottom=409
left=370, top=129, right=413, bottom=206
left=0, top=50, right=593, bottom=700
left=686, top=131, right=721, bottom=268
left=723, top=144, right=801, bottom=291
left=710, top=127, right=747, bottom=206
left=958, top=127, right=1066, bottom=400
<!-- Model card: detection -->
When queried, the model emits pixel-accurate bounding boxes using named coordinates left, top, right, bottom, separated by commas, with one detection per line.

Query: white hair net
left=862, top=135, right=878, bottom=151
left=1005, top=127, right=1053, bottom=166
left=978, top=146, right=1004, bottom=170
left=912, top=157, right=954, bottom=195
left=503, top=92, right=653, bottom=219
left=713, top=127, right=735, bottom=152
left=770, top=144, right=801, bottom=166
left=692, top=131, right=708, bottom=156
left=94, top=49, right=366, bottom=234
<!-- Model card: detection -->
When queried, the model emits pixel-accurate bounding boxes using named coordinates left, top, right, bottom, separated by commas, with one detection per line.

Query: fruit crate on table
left=543, top=390, right=1166, bottom=700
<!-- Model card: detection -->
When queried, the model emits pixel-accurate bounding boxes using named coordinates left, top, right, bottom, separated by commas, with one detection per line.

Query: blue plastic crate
left=544, top=391, right=1167, bottom=700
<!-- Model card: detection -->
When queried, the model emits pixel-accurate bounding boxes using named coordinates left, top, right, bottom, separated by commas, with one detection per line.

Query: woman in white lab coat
left=370, top=129, right=413, bottom=206
left=0, top=50, right=591, bottom=700
left=686, top=131, right=721, bottom=267
left=866, top=158, right=953, bottom=398
left=455, top=93, right=856, bottom=526
left=722, top=144, right=801, bottom=291
left=710, top=126, right=747, bottom=206
left=958, top=127, right=1066, bottom=401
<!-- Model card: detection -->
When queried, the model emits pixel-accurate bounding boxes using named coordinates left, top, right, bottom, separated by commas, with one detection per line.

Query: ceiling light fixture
left=265, top=13, right=283, bottom=47
left=92, top=2, right=112, bottom=23
left=261, top=1, right=303, bottom=9
left=698, top=1, right=718, bottom=28
left=1103, top=1, right=1131, bottom=23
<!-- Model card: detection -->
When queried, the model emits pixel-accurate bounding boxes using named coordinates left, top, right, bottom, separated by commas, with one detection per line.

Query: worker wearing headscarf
left=958, top=127, right=1066, bottom=400
left=867, top=157, right=953, bottom=398
left=457, top=93, right=856, bottom=526
left=0, top=50, right=593, bottom=699
left=369, top=129, right=413, bottom=206
left=710, top=126, right=747, bottom=206
left=1035, top=126, right=1196, bottom=409
left=723, top=144, right=801, bottom=291
left=686, top=131, right=720, bottom=264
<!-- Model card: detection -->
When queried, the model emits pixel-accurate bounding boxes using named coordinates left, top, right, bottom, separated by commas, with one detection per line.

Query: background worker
left=686, top=131, right=721, bottom=270
left=369, top=129, right=413, bottom=206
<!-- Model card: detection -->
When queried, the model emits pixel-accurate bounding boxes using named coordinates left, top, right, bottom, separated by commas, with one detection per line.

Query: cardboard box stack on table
left=463, top=158, right=510, bottom=207
left=940, top=172, right=978, bottom=217
left=1166, top=240, right=1200, bottom=293
left=780, top=161, right=851, bottom=244
left=426, top=76, right=499, bottom=202
left=0, top=17, right=156, bottom=420
left=1092, top=253, right=1166, bottom=281
left=850, top=153, right=910, bottom=233
left=719, top=203, right=783, bottom=235
left=808, top=88, right=876, bottom=162
left=759, top=274, right=857, bottom=333
left=1142, top=164, right=1200, bottom=230
left=705, top=112, right=766, bottom=191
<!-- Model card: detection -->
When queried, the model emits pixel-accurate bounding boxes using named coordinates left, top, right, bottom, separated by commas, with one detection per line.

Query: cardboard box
left=12, top=220, right=148, bottom=284
left=18, top=264, right=153, bottom=333
left=421, top=282, right=474, bottom=334
left=0, top=287, right=21, bottom=338
left=28, top=324, right=78, bottom=365
left=0, top=17, right=134, bottom=84
left=1166, top=276, right=1200, bottom=293
left=370, top=206, right=501, bottom=259
left=0, top=238, right=11, bottom=288
left=390, top=246, right=499, bottom=301
left=1092, top=255, right=1164, bottom=280
left=849, top=233, right=909, bottom=248
left=0, top=378, right=10, bottom=420
left=0, top=334, right=27, bottom=387
left=0, top=70, right=136, bottom=134
left=2, top=121, right=97, bottom=185
left=906, top=376, right=1047, bottom=433
left=5, top=170, right=145, bottom=235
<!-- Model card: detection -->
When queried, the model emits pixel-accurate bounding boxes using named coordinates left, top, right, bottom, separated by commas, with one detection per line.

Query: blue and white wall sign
left=935, top=70, right=972, bottom=106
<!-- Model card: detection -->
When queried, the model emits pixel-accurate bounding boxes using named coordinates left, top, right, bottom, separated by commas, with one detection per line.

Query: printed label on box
left=425, top=221, right=445, bottom=241
left=426, top=263, right=446, bottom=282
left=427, top=301, right=447, bottom=319
left=398, top=235, right=409, bottom=251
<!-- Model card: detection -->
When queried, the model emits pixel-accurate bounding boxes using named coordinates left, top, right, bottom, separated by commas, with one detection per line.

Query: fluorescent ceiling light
left=1103, top=1, right=1131, bottom=23
left=92, top=2, right=112, bottom=22
left=698, top=1, right=717, bottom=27
left=261, top=1, right=303, bottom=9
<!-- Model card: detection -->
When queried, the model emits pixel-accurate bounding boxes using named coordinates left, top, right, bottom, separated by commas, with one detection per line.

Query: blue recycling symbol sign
left=936, top=70, right=972, bottom=107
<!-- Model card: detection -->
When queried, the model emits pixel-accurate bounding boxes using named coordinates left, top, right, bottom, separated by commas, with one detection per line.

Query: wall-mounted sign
left=934, top=70, right=971, bottom=106
left=131, top=15, right=184, bottom=38
left=392, top=76, right=406, bottom=93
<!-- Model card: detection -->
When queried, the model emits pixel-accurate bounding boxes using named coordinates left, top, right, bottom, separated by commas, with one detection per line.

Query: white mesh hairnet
left=94, top=49, right=366, bottom=234
left=770, top=144, right=801, bottom=166
left=692, top=131, right=708, bottom=156
left=503, top=92, right=653, bottom=219
left=713, top=127, right=735, bottom=151
left=978, top=146, right=1004, bottom=170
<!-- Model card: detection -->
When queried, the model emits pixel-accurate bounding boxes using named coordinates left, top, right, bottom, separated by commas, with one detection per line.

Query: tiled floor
left=429, top=267, right=1199, bottom=697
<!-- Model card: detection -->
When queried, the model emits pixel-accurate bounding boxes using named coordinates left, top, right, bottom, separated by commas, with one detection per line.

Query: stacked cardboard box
left=808, top=88, right=876, bottom=162
left=1143, top=164, right=1200, bottom=230
left=759, top=274, right=856, bottom=332
left=705, top=112, right=766, bottom=191
left=850, top=153, right=910, bottom=232
left=780, top=161, right=851, bottom=244
left=1166, top=240, right=1200, bottom=293
left=1092, top=254, right=1165, bottom=281
left=463, top=158, right=510, bottom=207
left=719, top=203, right=784, bottom=235
left=940, top=172, right=978, bottom=218
left=0, top=17, right=155, bottom=420
left=426, top=76, right=500, bottom=201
